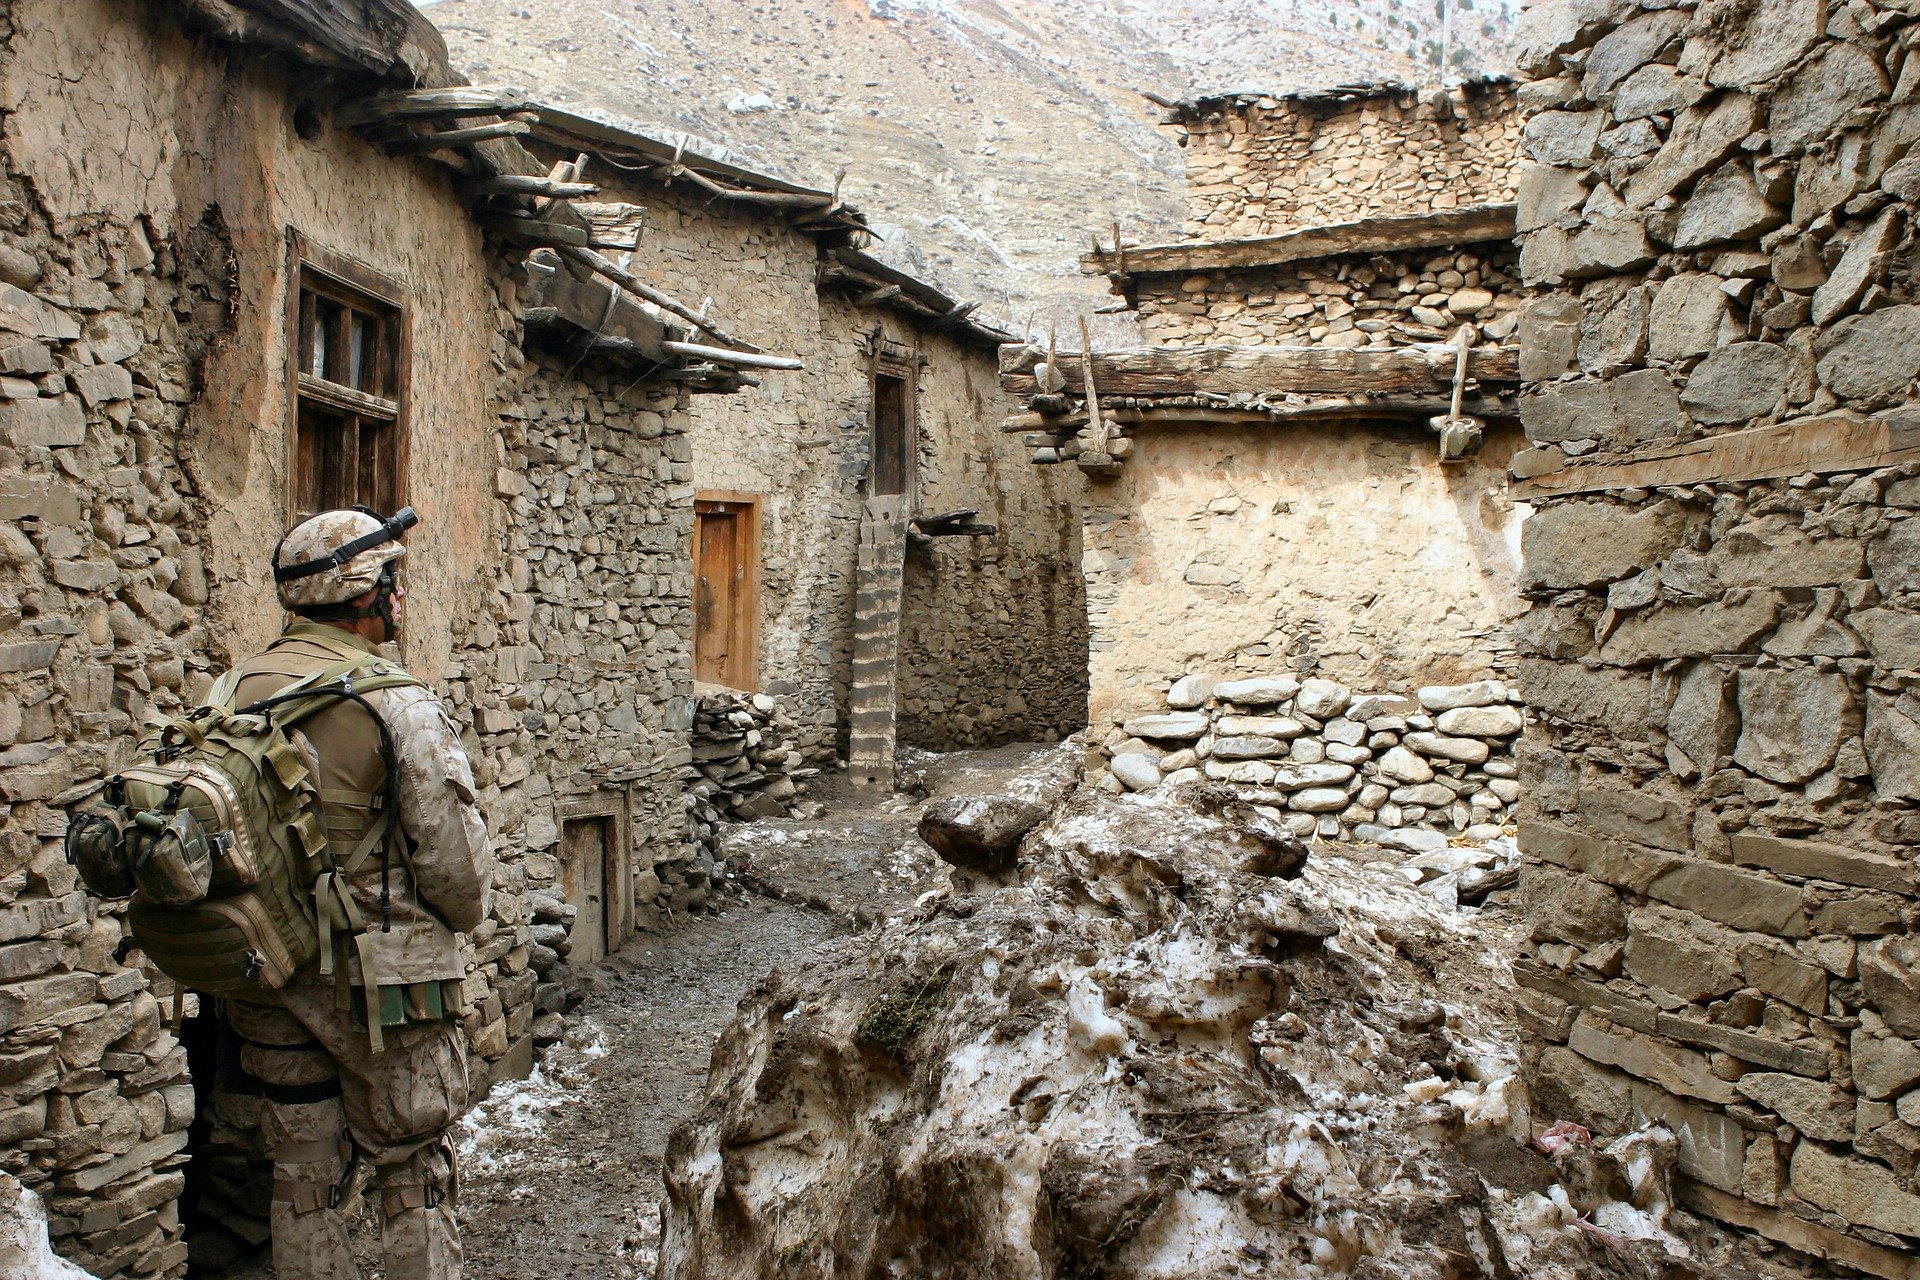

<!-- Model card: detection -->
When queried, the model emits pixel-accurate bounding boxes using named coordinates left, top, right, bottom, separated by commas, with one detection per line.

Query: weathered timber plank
left=999, top=342, right=1520, bottom=397
left=1511, top=411, right=1917, bottom=498
left=1000, top=395, right=1516, bottom=433
left=1082, top=204, right=1517, bottom=276
left=229, top=0, right=453, bottom=85
left=337, top=86, right=535, bottom=129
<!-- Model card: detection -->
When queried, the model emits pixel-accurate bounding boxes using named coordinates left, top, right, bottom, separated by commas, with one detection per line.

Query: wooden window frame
left=692, top=491, right=762, bottom=692
left=284, top=228, right=411, bottom=520
left=869, top=345, right=918, bottom=503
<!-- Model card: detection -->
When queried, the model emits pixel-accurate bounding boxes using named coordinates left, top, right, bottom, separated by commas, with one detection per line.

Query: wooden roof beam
left=1000, top=341, right=1520, bottom=398
left=1083, top=203, right=1517, bottom=276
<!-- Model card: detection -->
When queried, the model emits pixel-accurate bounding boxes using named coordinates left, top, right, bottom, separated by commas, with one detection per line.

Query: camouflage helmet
left=272, top=508, right=413, bottom=610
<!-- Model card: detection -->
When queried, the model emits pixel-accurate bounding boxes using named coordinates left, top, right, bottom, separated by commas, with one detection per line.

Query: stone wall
left=894, top=320, right=1087, bottom=751
left=1095, top=673, right=1523, bottom=846
left=561, top=155, right=1086, bottom=758
left=476, top=345, right=695, bottom=982
left=1512, top=0, right=1920, bottom=1271
left=1132, top=242, right=1523, bottom=348
left=586, top=172, right=857, bottom=758
left=1081, top=421, right=1528, bottom=730
left=1173, top=80, right=1525, bottom=241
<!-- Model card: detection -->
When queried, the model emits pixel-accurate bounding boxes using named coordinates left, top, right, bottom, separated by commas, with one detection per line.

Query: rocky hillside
left=425, top=0, right=1518, bottom=322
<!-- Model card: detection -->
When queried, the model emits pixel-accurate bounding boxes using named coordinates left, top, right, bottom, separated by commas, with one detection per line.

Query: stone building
left=1003, top=78, right=1533, bottom=847
left=1510, top=1, right=1920, bottom=1274
left=520, top=108, right=1088, bottom=781
left=0, top=0, right=708, bottom=1268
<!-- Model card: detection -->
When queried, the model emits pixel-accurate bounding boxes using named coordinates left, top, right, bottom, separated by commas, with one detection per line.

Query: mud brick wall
left=1132, top=242, right=1523, bottom=348
left=1080, top=419, right=1528, bottom=730
left=1513, top=0, right=1920, bottom=1271
left=1173, top=80, right=1525, bottom=241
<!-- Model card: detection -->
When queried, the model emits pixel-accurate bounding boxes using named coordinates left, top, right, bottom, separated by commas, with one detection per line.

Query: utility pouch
left=129, top=806, right=215, bottom=906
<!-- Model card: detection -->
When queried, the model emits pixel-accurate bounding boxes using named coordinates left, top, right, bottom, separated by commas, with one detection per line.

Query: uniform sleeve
left=388, top=689, right=494, bottom=934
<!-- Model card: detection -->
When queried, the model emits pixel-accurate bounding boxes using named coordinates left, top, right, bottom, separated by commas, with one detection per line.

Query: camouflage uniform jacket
left=230, top=624, right=492, bottom=985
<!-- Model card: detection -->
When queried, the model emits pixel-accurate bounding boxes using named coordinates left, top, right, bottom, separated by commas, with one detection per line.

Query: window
left=286, top=231, right=408, bottom=518
left=869, top=349, right=916, bottom=498
left=692, top=493, right=761, bottom=690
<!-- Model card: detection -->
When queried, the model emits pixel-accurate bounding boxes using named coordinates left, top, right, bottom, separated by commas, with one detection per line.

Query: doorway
left=693, top=493, right=760, bottom=690
left=559, top=813, right=626, bottom=966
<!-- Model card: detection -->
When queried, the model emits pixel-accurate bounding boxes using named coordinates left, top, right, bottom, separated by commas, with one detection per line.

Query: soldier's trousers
left=227, top=981, right=470, bottom=1280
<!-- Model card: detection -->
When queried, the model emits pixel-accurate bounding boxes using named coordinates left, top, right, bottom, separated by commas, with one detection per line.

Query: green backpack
left=68, top=652, right=421, bottom=1042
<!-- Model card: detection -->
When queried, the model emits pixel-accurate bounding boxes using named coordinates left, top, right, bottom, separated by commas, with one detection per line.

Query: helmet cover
left=274, top=509, right=408, bottom=610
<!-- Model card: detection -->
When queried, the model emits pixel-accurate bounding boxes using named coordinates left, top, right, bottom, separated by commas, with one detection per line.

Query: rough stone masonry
left=1511, top=0, right=1920, bottom=1273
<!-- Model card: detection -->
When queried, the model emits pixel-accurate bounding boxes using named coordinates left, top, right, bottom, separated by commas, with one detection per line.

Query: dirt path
left=452, top=894, right=842, bottom=1279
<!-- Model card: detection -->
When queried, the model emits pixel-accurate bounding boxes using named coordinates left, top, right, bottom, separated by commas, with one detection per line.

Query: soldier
left=222, top=508, right=492, bottom=1280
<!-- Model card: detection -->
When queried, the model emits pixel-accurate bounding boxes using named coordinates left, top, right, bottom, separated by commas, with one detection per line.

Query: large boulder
left=661, top=794, right=1682, bottom=1280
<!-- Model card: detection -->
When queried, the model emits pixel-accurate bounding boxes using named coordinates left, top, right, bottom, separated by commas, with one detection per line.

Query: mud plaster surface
left=1086, top=422, right=1529, bottom=725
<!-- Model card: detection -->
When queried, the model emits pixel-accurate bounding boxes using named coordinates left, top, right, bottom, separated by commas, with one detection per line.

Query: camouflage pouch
left=128, top=806, right=214, bottom=906
left=66, top=808, right=138, bottom=899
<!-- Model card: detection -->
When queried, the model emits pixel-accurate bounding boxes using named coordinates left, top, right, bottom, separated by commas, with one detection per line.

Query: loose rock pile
left=524, top=892, right=586, bottom=1049
left=1099, top=674, right=1525, bottom=848
left=658, top=781, right=1708, bottom=1279
left=683, top=691, right=813, bottom=881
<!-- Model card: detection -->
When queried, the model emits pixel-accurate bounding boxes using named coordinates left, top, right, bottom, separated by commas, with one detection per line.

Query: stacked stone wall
left=896, top=322, right=1087, bottom=751
left=1175, top=81, right=1525, bottom=241
left=472, top=345, right=694, bottom=991
left=1094, top=673, right=1523, bottom=846
left=687, top=690, right=809, bottom=887
left=1133, top=242, right=1523, bottom=347
left=1513, top=0, right=1920, bottom=1269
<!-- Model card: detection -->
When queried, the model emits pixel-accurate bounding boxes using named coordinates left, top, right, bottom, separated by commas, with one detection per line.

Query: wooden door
left=560, top=817, right=610, bottom=966
left=693, top=495, right=759, bottom=689
left=871, top=371, right=910, bottom=496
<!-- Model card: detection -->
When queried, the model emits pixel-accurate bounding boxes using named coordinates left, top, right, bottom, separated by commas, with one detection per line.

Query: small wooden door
left=693, top=495, right=759, bottom=689
left=871, top=372, right=910, bottom=496
left=560, top=817, right=611, bottom=966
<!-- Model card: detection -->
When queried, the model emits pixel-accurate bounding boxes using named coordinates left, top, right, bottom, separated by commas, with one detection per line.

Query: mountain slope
left=427, top=0, right=1517, bottom=321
